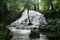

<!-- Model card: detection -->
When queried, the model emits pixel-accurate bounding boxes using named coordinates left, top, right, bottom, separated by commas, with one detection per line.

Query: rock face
left=11, top=10, right=46, bottom=28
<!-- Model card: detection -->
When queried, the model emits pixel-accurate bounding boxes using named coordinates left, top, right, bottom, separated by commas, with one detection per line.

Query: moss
left=29, top=29, right=40, bottom=38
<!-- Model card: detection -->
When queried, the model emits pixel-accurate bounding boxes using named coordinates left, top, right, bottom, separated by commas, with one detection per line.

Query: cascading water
left=11, top=10, right=46, bottom=28
left=8, top=10, right=47, bottom=40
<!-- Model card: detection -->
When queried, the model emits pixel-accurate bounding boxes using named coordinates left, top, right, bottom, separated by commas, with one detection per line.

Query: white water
left=11, top=10, right=46, bottom=28
left=9, top=27, right=48, bottom=40
left=8, top=10, right=47, bottom=40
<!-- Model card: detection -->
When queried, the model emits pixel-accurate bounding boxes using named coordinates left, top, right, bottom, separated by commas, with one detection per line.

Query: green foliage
left=29, top=30, right=40, bottom=38
left=0, top=23, right=7, bottom=40
left=40, top=0, right=60, bottom=11
left=0, top=23, right=7, bottom=30
left=46, top=19, right=60, bottom=36
left=0, top=0, right=60, bottom=39
left=7, top=0, right=26, bottom=11
left=0, top=31, right=5, bottom=40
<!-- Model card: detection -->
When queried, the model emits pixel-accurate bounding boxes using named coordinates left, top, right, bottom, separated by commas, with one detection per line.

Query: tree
left=34, top=0, right=37, bottom=11
left=48, top=0, right=55, bottom=11
left=37, top=0, right=39, bottom=11
left=0, top=0, right=9, bottom=24
left=27, top=0, right=32, bottom=25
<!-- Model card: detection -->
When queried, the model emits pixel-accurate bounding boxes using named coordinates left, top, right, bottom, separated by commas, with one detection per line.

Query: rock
left=29, top=27, right=40, bottom=38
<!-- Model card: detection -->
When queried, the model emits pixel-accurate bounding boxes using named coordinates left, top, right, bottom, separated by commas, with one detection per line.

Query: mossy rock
left=29, top=30, right=40, bottom=38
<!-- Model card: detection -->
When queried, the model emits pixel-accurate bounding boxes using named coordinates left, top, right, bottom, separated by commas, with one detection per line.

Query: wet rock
left=27, top=22, right=33, bottom=25
left=5, top=29, right=13, bottom=40
left=29, top=27, right=40, bottom=38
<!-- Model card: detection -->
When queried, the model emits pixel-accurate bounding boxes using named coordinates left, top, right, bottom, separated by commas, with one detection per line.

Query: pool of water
left=9, top=27, right=48, bottom=40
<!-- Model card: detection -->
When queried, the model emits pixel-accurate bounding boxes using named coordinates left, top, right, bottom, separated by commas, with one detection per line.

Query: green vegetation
left=0, top=0, right=60, bottom=40
left=0, top=23, right=7, bottom=40
left=29, top=28, right=40, bottom=38
left=39, top=19, right=60, bottom=37
left=47, top=19, right=60, bottom=36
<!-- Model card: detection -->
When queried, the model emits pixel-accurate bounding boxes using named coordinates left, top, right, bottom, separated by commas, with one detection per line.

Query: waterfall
left=8, top=10, right=47, bottom=40
left=10, top=10, right=46, bottom=28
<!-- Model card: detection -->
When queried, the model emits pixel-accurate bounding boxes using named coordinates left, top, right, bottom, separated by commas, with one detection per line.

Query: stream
left=8, top=10, right=49, bottom=40
left=8, top=26, right=48, bottom=40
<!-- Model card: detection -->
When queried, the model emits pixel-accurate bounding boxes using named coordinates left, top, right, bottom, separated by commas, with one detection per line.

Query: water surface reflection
left=10, top=28, right=49, bottom=40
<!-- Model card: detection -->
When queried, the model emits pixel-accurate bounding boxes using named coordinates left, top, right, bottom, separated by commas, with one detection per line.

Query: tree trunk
left=34, top=0, right=37, bottom=11
left=0, top=1, right=9, bottom=24
left=50, top=0, right=55, bottom=11
left=34, top=4, right=37, bottom=11
left=27, top=0, right=32, bottom=25
left=37, top=0, right=39, bottom=11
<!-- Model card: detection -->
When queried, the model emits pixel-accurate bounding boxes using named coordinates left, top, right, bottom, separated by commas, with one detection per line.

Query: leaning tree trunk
left=27, top=0, right=32, bottom=25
